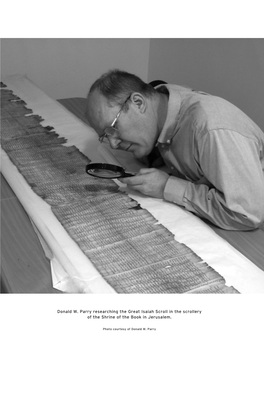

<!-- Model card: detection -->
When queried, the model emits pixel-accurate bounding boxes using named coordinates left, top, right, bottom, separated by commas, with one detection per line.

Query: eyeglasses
left=99, top=95, right=131, bottom=143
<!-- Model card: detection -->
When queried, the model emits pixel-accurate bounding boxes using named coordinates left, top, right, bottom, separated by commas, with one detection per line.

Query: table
left=1, top=174, right=60, bottom=293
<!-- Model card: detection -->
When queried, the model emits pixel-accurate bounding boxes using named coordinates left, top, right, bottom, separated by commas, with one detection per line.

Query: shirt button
left=170, top=166, right=174, bottom=170
left=166, top=139, right=171, bottom=145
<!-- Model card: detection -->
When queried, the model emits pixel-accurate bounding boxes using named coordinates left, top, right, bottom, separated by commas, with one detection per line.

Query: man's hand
left=119, top=168, right=170, bottom=199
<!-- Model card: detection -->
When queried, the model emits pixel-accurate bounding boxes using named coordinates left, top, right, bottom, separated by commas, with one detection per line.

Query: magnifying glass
left=86, top=163, right=136, bottom=179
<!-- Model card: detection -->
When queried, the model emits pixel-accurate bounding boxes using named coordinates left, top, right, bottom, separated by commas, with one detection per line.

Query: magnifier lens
left=87, top=168, right=123, bottom=178
left=86, top=163, right=135, bottom=179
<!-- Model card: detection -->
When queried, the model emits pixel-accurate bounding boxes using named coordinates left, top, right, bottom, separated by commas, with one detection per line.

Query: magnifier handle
left=122, top=171, right=136, bottom=177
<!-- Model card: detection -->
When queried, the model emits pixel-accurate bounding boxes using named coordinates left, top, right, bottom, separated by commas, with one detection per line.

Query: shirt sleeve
left=164, top=129, right=264, bottom=230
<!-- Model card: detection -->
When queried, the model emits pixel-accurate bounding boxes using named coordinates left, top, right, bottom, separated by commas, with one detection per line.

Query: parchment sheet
left=1, top=75, right=115, bottom=293
left=1, top=74, right=264, bottom=293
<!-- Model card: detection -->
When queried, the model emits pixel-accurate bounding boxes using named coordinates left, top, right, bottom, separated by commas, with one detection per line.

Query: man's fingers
left=137, top=167, right=156, bottom=175
left=119, top=174, right=143, bottom=185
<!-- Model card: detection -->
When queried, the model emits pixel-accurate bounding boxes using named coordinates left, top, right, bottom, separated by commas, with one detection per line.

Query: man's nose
left=108, top=135, right=122, bottom=149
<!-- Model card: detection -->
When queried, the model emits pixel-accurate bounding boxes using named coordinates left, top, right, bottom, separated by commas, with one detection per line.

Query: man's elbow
left=223, top=199, right=264, bottom=231
left=241, top=202, right=264, bottom=230
left=250, top=211, right=264, bottom=229
left=248, top=217, right=264, bottom=230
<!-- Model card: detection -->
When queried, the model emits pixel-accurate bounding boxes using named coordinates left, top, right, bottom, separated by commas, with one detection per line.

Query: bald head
left=85, top=70, right=168, bottom=159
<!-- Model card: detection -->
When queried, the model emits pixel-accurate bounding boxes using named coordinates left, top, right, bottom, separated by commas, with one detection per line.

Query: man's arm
left=121, top=129, right=264, bottom=230
left=165, top=129, right=264, bottom=230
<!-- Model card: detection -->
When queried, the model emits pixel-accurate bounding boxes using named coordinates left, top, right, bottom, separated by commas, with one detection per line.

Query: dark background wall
left=148, top=39, right=264, bottom=130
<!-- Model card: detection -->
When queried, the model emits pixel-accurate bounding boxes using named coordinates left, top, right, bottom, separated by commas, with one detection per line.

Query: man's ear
left=130, top=92, right=147, bottom=113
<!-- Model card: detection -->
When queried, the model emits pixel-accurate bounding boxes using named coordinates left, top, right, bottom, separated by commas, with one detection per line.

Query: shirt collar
left=156, top=84, right=191, bottom=145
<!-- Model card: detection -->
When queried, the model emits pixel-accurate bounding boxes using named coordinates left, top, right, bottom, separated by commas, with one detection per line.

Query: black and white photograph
left=1, top=2, right=264, bottom=394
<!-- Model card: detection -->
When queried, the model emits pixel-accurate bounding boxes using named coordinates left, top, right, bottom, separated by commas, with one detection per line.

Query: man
left=86, top=69, right=264, bottom=231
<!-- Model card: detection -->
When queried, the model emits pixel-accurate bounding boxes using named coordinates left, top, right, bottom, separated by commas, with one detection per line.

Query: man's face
left=86, top=90, right=158, bottom=159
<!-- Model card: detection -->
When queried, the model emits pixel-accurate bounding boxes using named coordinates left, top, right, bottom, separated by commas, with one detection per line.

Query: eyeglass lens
left=104, top=127, right=118, bottom=136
